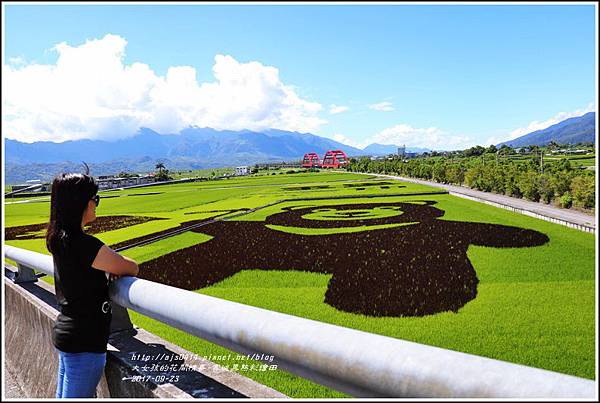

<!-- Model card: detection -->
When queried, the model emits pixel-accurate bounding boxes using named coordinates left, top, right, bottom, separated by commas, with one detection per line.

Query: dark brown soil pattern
left=283, top=182, right=404, bottom=192
left=183, top=209, right=248, bottom=215
left=110, top=210, right=250, bottom=250
left=125, top=192, right=163, bottom=196
left=138, top=201, right=549, bottom=317
left=108, top=219, right=207, bottom=250
left=342, top=181, right=398, bottom=188
left=5, top=215, right=164, bottom=240
left=283, top=185, right=332, bottom=191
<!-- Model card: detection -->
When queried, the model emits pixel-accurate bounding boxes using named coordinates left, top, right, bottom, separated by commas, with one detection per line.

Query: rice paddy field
left=507, top=153, right=596, bottom=168
left=4, top=170, right=596, bottom=397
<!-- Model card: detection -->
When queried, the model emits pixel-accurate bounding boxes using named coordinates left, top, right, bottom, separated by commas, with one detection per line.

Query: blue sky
left=3, top=3, right=597, bottom=149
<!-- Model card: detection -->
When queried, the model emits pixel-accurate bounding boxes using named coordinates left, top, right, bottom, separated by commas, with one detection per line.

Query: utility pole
left=540, top=149, right=544, bottom=173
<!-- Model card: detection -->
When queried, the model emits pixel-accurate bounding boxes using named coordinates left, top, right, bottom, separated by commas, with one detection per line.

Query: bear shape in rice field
left=138, top=201, right=549, bottom=317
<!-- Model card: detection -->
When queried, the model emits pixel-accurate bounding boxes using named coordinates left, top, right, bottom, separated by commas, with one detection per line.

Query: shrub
left=560, top=192, right=573, bottom=209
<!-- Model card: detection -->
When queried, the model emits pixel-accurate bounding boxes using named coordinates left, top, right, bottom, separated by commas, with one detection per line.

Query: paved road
left=368, top=173, right=596, bottom=230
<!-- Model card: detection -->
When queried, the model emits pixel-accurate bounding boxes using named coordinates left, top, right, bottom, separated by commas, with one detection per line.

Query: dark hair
left=46, top=167, right=98, bottom=255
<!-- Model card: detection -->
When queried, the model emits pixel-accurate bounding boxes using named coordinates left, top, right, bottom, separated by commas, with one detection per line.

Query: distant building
left=551, top=149, right=589, bottom=155
left=397, top=145, right=406, bottom=157
left=235, top=166, right=250, bottom=176
left=97, top=174, right=155, bottom=190
left=11, top=180, right=48, bottom=192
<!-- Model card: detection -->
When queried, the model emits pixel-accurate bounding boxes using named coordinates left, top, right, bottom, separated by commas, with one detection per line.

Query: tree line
left=345, top=147, right=595, bottom=210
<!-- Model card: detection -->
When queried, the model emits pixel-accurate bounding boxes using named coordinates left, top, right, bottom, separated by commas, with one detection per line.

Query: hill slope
left=499, top=112, right=595, bottom=147
left=5, top=127, right=374, bottom=183
left=5, top=127, right=366, bottom=165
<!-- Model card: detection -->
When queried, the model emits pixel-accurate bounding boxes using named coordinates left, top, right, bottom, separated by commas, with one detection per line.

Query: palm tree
left=155, top=162, right=165, bottom=175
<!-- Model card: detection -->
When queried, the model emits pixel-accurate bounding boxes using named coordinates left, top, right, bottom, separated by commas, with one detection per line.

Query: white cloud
left=369, top=124, right=474, bottom=150
left=8, top=56, right=26, bottom=66
left=508, top=103, right=596, bottom=140
left=368, top=101, right=394, bottom=112
left=483, top=136, right=504, bottom=147
left=329, top=104, right=349, bottom=114
left=4, top=34, right=327, bottom=143
left=332, top=133, right=364, bottom=149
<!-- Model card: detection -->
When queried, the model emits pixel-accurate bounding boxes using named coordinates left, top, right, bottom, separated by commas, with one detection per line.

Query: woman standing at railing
left=46, top=167, right=140, bottom=398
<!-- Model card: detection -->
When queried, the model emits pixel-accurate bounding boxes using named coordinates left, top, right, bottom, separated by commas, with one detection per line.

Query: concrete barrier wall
left=445, top=191, right=596, bottom=233
left=5, top=273, right=64, bottom=398
left=3, top=268, right=286, bottom=399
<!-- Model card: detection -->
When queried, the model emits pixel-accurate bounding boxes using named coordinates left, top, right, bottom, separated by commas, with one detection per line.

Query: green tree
left=446, top=164, right=465, bottom=185
left=465, top=164, right=486, bottom=191
left=518, top=171, right=541, bottom=202
left=486, top=164, right=505, bottom=193
left=464, top=145, right=485, bottom=157
left=538, top=174, right=554, bottom=204
left=432, top=161, right=448, bottom=183
left=504, top=164, right=522, bottom=198
left=486, top=144, right=498, bottom=154
left=548, top=173, right=571, bottom=198
left=570, top=175, right=595, bottom=209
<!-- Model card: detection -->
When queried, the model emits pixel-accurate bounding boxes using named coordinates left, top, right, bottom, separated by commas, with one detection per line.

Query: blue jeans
left=55, top=349, right=107, bottom=398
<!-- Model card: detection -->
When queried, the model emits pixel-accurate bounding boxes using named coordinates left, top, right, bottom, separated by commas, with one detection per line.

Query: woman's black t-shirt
left=52, top=231, right=112, bottom=353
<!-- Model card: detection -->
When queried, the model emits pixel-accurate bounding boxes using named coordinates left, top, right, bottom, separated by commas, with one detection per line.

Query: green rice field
left=4, top=170, right=596, bottom=397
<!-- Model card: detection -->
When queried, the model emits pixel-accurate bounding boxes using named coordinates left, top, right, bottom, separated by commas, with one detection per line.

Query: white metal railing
left=3, top=245, right=597, bottom=398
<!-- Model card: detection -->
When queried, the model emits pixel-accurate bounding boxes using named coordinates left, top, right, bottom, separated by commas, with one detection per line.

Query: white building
left=11, top=180, right=47, bottom=192
left=97, top=174, right=155, bottom=190
left=235, top=166, right=250, bottom=176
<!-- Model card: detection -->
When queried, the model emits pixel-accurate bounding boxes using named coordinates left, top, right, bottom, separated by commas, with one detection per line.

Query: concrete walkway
left=368, top=173, right=596, bottom=231
left=4, top=366, right=27, bottom=398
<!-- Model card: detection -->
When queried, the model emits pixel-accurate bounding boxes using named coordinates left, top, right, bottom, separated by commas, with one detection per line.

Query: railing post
left=10, top=263, right=40, bottom=284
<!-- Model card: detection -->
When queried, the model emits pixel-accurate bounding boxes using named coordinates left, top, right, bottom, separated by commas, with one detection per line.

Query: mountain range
left=498, top=112, right=595, bottom=148
left=4, top=127, right=424, bottom=184
left=4, top=111, right=595, bottom=184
